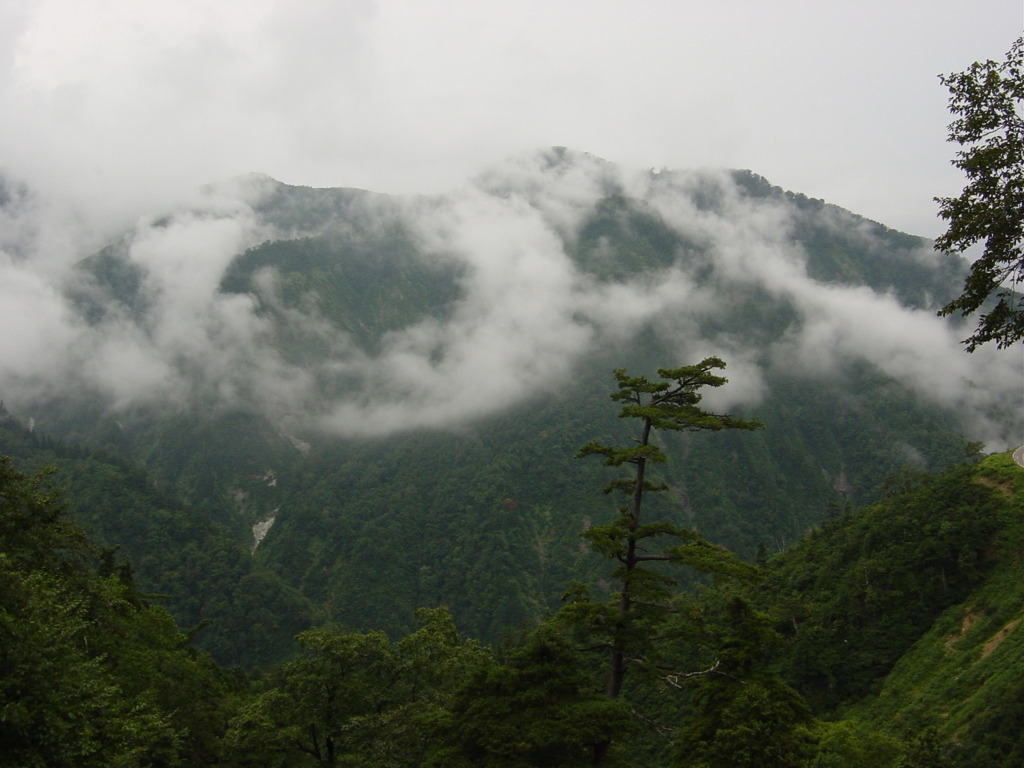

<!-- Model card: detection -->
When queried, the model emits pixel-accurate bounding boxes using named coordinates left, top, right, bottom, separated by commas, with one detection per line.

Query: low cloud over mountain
left=0, top=149, right=1019, bottom=446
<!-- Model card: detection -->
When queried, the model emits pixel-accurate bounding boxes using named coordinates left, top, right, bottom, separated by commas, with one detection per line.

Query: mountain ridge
left=1, top=148, right=1020, bottom=657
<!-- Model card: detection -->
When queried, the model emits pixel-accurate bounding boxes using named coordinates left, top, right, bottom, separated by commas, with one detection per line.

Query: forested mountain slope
left=1, top=149, right=1019, bottom=663
left=759, top=451, right=1024, bottom=767
left=0, top=455, right=239, bottom=766
left=4, top=440, right=1020, bottom=766
left=0, top=406, right=313, bottom=666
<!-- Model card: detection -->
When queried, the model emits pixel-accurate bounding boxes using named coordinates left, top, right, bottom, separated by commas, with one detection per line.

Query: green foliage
left=670, top=595, right=815, bottom=768
left=8, top=329, right=977, bottom=656
left=0, top=456, right=237, bottom=767
left=761, top=461, right=1007, bottom=710
left=835, top=453, right=1024, bottom=767
left=572, top=193, right=686, bottom=281
left=233, top=353, right=970, bottom=649
left=227, top=607, right=487, bottom=767
left=935, top=35, right=1024, bottom=350
left=220, top=230, right=463, bottom=357
left=1, top=425, right=1020, bottom=767
left=675, top=678, right=813, bottom=768
left=570, top=360, right=763, bottom=699
left=256, top=401, right=621, bottom=644
left=0, top=411, right=314, bottom=666
left=809, top=720, right=903, bottom=768
left=440, top=625, right=634, bottom=767
left=28, top=161, right=985, bottom=656
left=5, top=154, right=1013, bottom=764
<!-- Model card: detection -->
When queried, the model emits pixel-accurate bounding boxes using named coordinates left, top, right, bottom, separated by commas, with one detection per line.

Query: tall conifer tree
left=571, top=358, right=763, bottom=699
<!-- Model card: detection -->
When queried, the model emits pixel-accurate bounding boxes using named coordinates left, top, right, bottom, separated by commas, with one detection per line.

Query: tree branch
left=658, top=659, right=745, bottom=689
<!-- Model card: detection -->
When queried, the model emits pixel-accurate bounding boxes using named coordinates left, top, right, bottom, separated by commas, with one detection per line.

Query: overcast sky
left=0, top=0, right=1020, bottom=239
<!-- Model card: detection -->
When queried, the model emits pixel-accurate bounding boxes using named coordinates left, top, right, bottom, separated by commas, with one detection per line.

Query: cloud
left=0, top=151, right=1019, bottom=449
left=1, top=0, right=1018, bottom=242
left=628, top=165, right=1022, bottom=445
left=0, top=253, right=80, bottom=383
left=320, top=170, right=606, bottom=432
left=774, top=283, right=1018, bottom=446
left=0, top=0, right=381, bottom=227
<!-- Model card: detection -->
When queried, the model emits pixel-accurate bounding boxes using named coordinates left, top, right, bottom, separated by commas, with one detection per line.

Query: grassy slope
left=844, top=452, right=1024, bottom=766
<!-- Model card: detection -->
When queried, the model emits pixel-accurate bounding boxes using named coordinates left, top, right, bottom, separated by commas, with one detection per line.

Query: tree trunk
left=606, top=417, right=652, bottom=699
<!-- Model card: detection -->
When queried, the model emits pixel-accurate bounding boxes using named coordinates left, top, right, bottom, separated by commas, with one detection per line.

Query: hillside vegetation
left=11, top=155, right=1003, bottom=661
left=1, top=154, right=1022, bottom=764
left=2, top=426, right=1021, bottom=766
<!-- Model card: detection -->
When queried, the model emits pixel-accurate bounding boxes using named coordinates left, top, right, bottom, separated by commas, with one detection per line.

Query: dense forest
left=2, top=379, right=1022, bottom=766
left=9, top=157, right=1007, bottom=666
left=2, top=153, right=1023, bottom=765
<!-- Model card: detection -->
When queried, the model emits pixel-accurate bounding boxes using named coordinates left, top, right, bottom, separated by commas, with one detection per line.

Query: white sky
left=0, top=0, right=1021, bottom=238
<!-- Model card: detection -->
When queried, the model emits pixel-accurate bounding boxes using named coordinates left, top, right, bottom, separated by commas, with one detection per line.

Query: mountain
left=5, top=410, right=1019, bottom=766
left=0, top=405, right=313, bottom=666
left=601, top=450, right=1024, bottom=767
left=762, top=450, right=1024, bottom=767
left=0, top=148, right=1019, bottom=662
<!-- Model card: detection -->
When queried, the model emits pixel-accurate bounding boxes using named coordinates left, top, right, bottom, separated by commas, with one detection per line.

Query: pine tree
left=567, top=359, right=763, bottom=700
